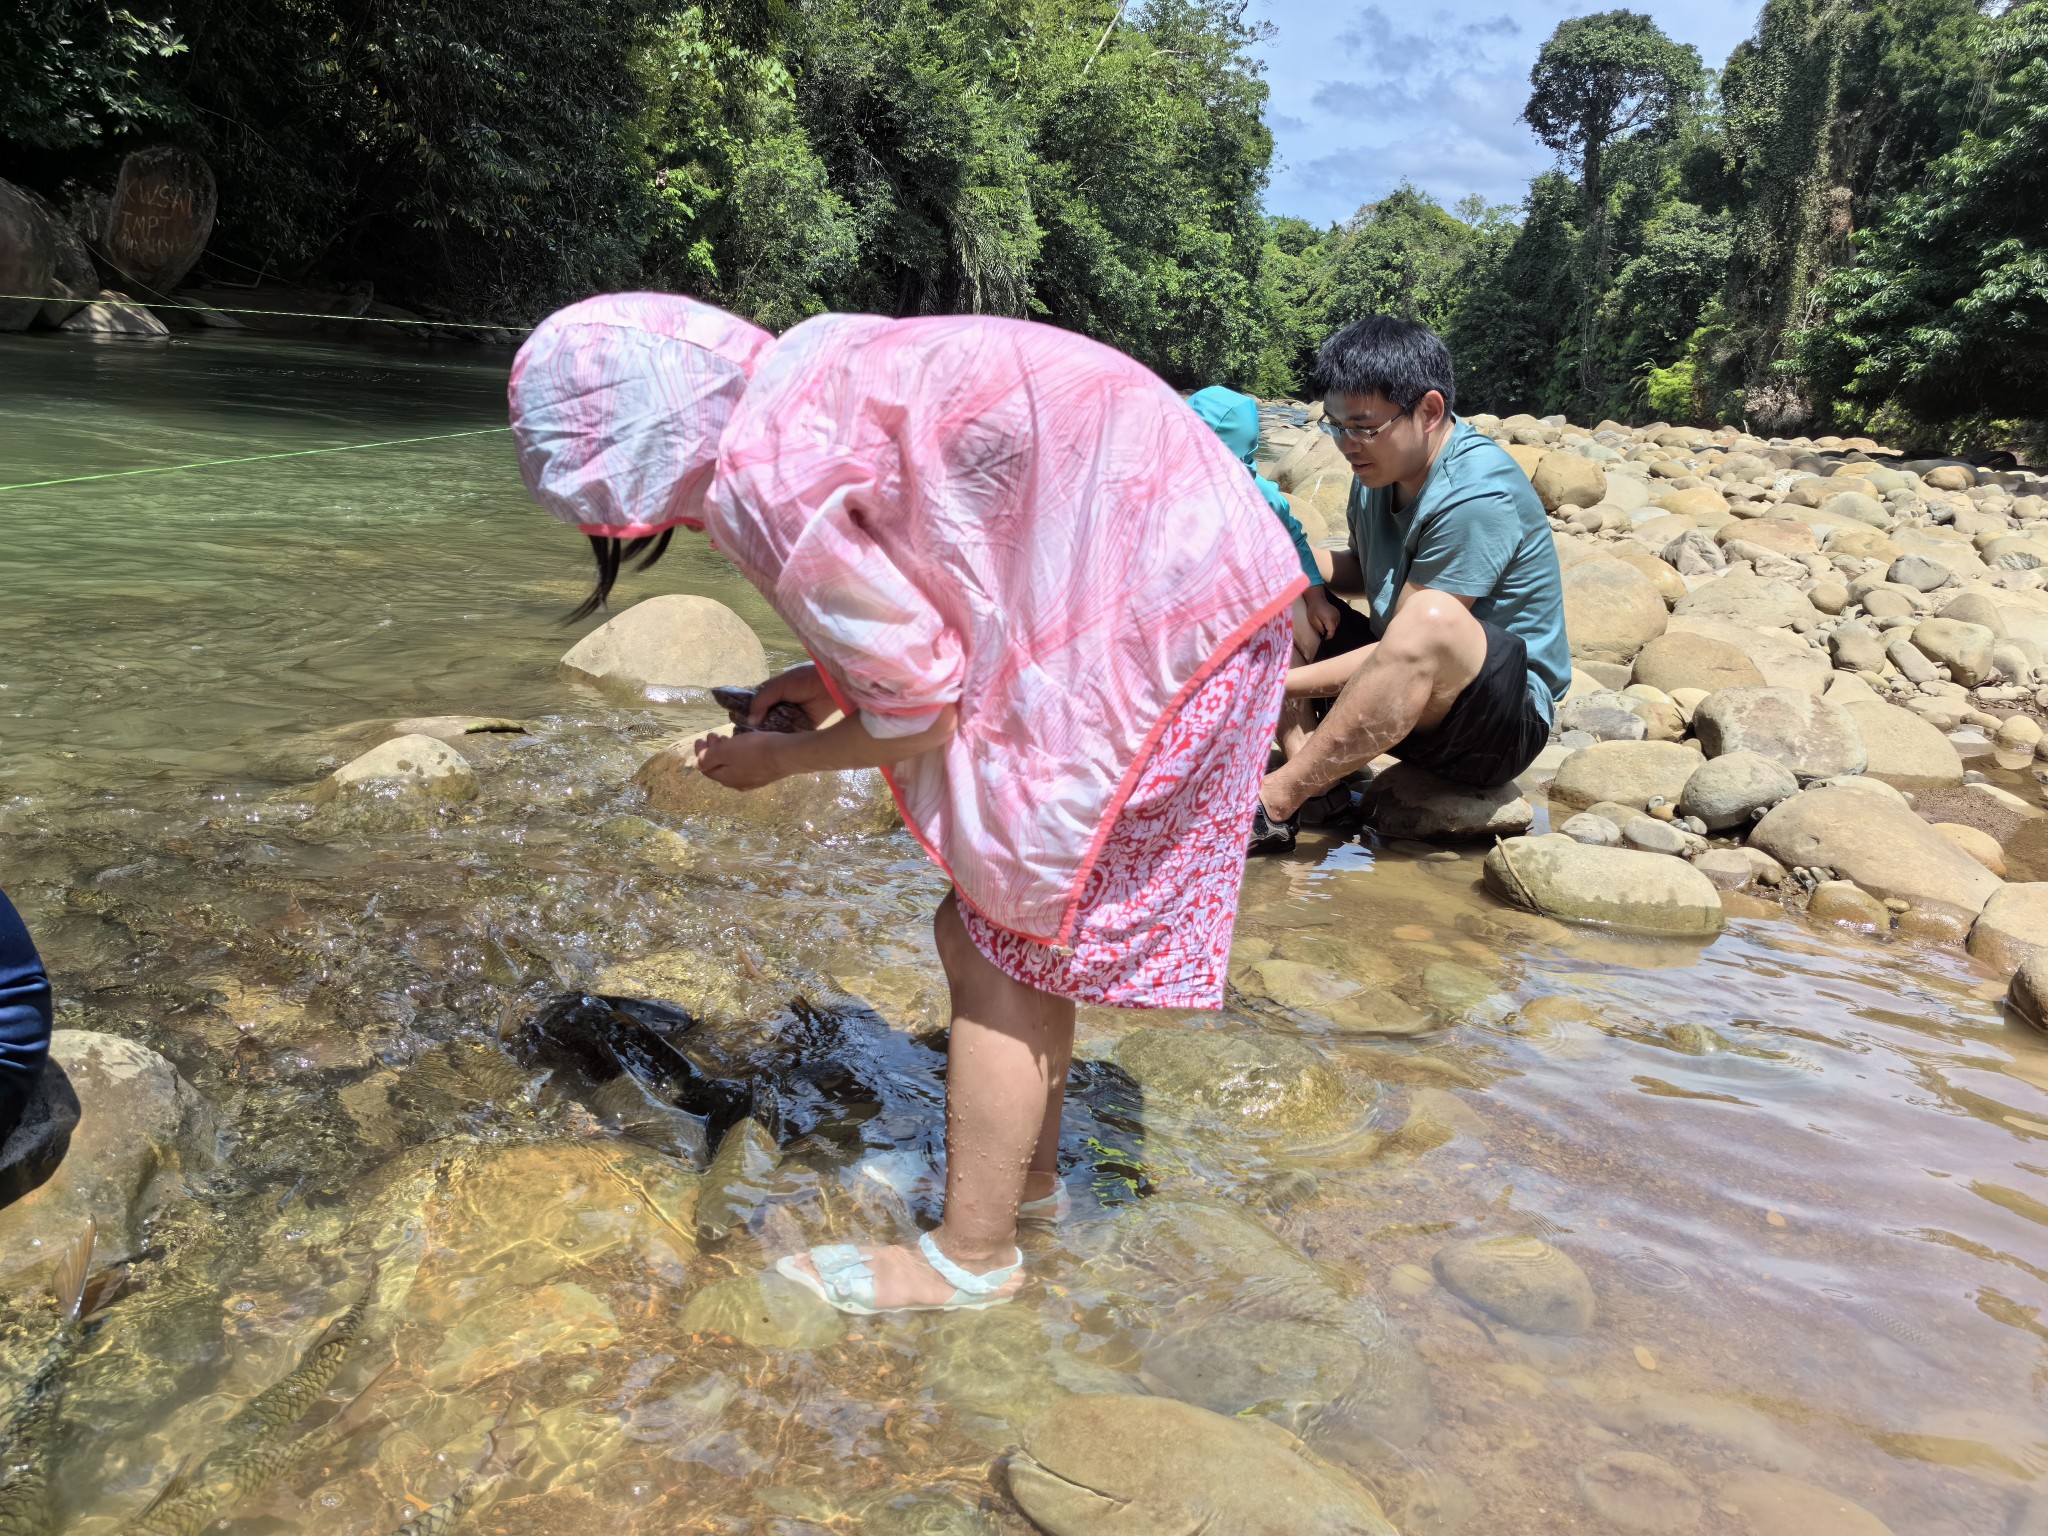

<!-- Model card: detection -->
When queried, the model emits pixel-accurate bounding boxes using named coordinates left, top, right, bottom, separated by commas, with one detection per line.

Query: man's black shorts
left=1310, top=597, right=1551, bottom=788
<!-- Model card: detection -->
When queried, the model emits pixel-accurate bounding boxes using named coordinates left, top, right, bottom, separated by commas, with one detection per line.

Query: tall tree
left=1522, top=10, right=1703, bottom=414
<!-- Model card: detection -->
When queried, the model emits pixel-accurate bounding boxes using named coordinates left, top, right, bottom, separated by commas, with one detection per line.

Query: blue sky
left=1248, top=0, right=1764, bottom=226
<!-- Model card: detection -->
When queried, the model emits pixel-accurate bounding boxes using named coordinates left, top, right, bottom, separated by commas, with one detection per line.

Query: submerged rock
left=1432, top=1233, right=1596, bottom=1335
left=676, top=1272, right=843, bottom=1350
left=560, top=593, right=768, bottom=696
left=313, top=732, right=479, bottom=805
left=1714, top=1470, right=1897, bottom=1536
left=1114, top=1028, right=1348, bottom=1132
left=696, top=1115, right=780, bottom=1243
left=1483, top=835, right=1724, bottom=936
left=1009, top=1395, right=1397, bottom=1536
left=634, top=741, right=899, bottom=838
left=1575, top=1452, right=1704, bottom=1534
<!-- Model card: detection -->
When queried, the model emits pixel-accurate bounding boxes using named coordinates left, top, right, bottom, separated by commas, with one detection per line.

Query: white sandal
left=1017, top=1183, right=1072, bottom=1222
left=774, top=1232, right=1023, bottom=1315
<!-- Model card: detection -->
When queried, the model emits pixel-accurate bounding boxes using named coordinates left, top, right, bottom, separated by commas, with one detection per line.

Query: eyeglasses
left=1318, top=406, right=1412, bottom=445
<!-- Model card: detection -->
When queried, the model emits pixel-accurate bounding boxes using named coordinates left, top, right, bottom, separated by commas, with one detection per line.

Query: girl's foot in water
left=776, top=1231, right=1024, bottom=1314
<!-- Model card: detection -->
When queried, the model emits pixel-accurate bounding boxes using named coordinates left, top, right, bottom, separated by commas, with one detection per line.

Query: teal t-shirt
left=1345, top=417, right=1570, bottom=724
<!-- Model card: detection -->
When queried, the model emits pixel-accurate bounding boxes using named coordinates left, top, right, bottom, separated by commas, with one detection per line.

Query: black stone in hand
left=710, top=685, right=813, bottom=734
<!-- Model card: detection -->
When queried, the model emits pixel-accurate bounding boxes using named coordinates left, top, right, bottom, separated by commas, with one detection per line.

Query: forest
left=2, top=0, right=2042, bottom=449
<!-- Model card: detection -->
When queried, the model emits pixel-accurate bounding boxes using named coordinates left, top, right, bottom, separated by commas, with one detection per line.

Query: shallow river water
left=2, top=333, right=2046, bottom=1535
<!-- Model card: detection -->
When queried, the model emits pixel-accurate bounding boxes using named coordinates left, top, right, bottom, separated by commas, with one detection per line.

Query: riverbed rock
left=1009, top=1395, right=1397, bottom=1536
left=1889, top=553, right=1953, bottom=593
left=1839, top=700, right=1965, bottom=788
left=0, top=179, right=55, bottom=332
left=2008, top=951, right=2048, bottom=1031
left=1432, top=1233, right=1595, bottom=1335
left=1360, top=763, right=1532, bottom=839
left=634, top=741, right=899, bottom=837
left=1482, top=835, right=1724, bottom=936
left=1911, top=617, right=1998, bottom=685
left=22, top=189, right=96, bottom=327
left=1664, top=615, right=1830, bottom=695
left=695, top=1116, right=781, bottom=1244
left=1691, top=687, right=1867, bottom=781
left=1939, top=591, right=2008, bottom=636
left=1714, top=1471, right=1897, bottom=1536
left=561, top=593, right=768, bottom=696
left=103, top=145, right=218, bottom=291
left=1830, top=623, right=1889, bottom=675
left=1679, top=750, right=1798, bottom=830
left=1558, top=693, right=1650, bottom=742
left=1564, top=560, right=1668, bottom=664
left=1934, top=821, right=2005, bottom=875
left=1966, top=884, right=2048, bottom=975
left=1672, top=574, right=1815, bottom=631
left=0, top=1032, right=215, bottom=1291
left=1114, top=1028, right=1347, bottom=1133
left=1548, top=739, right=1704, bottom=811
left=1533, top=451, right=1608, bottom=512
left=1693, top=848, right=1759, bottom=889
left=1630, top=633, right=1765, bottom=695
left=313, top=732, right=480, bottom=805
left=1241, top=958, right=1431, bottom=1036
left=1807, top=881, right=1890, bottom=930
left=1750, top=785, right=2002, bottom=921
left=58, top=291, right=169, bottom=339
left=677, top=1272, right=843, bottom=1350
left=1561, top=812, right=1623, bottom=846
left=1575, top=1452, right=1704, bottom=1534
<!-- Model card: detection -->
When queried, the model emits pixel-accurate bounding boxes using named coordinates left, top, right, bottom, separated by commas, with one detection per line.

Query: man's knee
left=1381, top=591, right=1483, bottom=670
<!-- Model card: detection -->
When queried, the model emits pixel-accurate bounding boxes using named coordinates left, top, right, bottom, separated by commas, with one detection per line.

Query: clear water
left=0, top=332, right=2045, bottom=1535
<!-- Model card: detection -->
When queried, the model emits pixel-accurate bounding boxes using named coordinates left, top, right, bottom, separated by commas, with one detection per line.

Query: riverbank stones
left=1483, top=835, right=1724, bottom=936
left=1630, top=633, right=1765, bottom=695
left=1680, top=750, right=1796, bottom=830
left=1691, top=688, right=1866, bottom=781
left=1751, top=784, right=2000, bottom=920
left=560, top=593, right=767, bottom=696
left=1838, top=700, right=1965, bottom=788
left=1576, top=1452, right=1704, bottom=1533
left=1563, top=560, right=1668, bottom=664
left=1360, top=763, right=1532, bottom=839
left=1715, top=1471, right=1897, bottom=1535
left=1009, top=1395, right=1398, bottom=1536
left=1432, top=1233, right=1596, bottom=1335
left=1549, top=740, right=1704, bottom=811
left=1966, top=883, right=2048, bottom=974
left=1114, top=1028, right=1347, bottom=1132
left=2009, top=950, right=2048, bottom=1031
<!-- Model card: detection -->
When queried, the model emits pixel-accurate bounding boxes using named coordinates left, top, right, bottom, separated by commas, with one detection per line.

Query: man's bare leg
left=1262, top=592, right=1489, bottom=821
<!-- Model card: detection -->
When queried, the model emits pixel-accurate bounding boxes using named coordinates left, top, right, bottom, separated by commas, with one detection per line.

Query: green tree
left=0, top=3, right=185, bottom=156
left=1523, top=10, right=1704, bottom=413
left=1448, top=172, right=1582, bottom=416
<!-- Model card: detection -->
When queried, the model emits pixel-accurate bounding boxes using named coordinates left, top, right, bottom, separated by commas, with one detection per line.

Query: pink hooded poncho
left=513, top=297, right=1304, bottom=943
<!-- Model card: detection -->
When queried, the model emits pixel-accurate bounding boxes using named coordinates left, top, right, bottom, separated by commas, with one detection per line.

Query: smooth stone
left=1243, top=960, right=1431, bottom=1036
left=59, top=292, right=170, bottom=339
left=0, top=1032, right=215, bottom=1291
left=1664, top=615, right=1829, bottom=695
left=1694, top=848, right=1758, bottom=889
left=559, top=593, right=768, bottom=696
left=1751, top=785, right=2002, bottom=921
left=1484, top=835, right=1724, bottom=936
left=1680, top=750, right=1798, bottom=830
left=427, top=1280, right=619, bottom=1388
left=1889, top=553, right=1953, bottom=592
left=1420, top=962, right=1511, bottom=1025
left=1933, top=822, right=2006, bottom=875
left=1360, top=763, right=1532, bottom=840
left=313, top=732, right=479, bottom=804
left=1997, top=715, right=2043, bottom=753
left=1692, top=686, right=1867, bottom=781
left=1575, top=1451, right=1704, bottom=1534
left=1886, top=631, right=1941, bottom=683
left=1807, top=881, right=1890, bottom=931
left=2008, top=951, right=2048, bottom=1030
left=1548, top=739, right=1704, bottom=811
left=1672, top=573, right=1816, bottom=631
left=696, top=1116, right=781, bottom=1244
left=1010, top=1395, right=1397, bottom=1536
left=1560, top=812, right=1623, bottom=847
left=1839, top=699, right=1966, bottom=788
left=1432, top=1233, right=1595, bottom=1335
left=1115, top=1028, right=1346, bottom=1131
left=1715, top=1470, right=1897, bottom=1536
left=1940, top=591, right=2009, bottom=637
left=677, top=1273, right=844, bottom=1350
left=1829, top=622, right=1889, bottom=674
left=1533, top=451, right=1608, bottom=512
left=1145, top=1317, right=1368, bottom=1421
left=1621, top=815, right=1687, bottom=855
left=1966, top=884, right=2048, bottom=975
left=634, top=743, right=900, bottom=837
left=1556, top=696, right=1649, bottom=742
left=1912, top=617, right=1998, bottom=685
left=1565, top=559, right=1669, bottom=664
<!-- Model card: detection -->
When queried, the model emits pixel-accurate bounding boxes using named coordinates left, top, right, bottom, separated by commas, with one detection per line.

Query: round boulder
left=1751, top=785, right=2001, bottom=921
left=0, top=177, right=56, bottom=332
left=1631, top=632, right=1765, bottom=695
left=1483, top=834, right=1723, bottom=936
left=1564, top=559, right=1669, bottom=665
left=1671, top=574, right=1816, bottom=632
left=1114, top=1028, right=1347, bottom=1133
left=560, top=593, right=769, bottom=696
left=1967, top=884, right=2048, bottom=976
left=2009, top=950, right=2048, bottom=1031
left=1911, top=617, right=1998, bottom=686
left=1679, top=750, right=1797, bottom=831
left=1837, top=699, right=1965, bottom=789
left=1549, top=739, right=1704, bottom=812
left=1533, top=451, right=1608, bottom=513
left=634, top=739, right=898, bottom=838
left=1433, top=1233, right=1595, bottom=1335
left=1690, top=687, right=1867, bottom=782
left=313, top=733, right=479, bottom=805
left=103, top=145, right=218, bottom=291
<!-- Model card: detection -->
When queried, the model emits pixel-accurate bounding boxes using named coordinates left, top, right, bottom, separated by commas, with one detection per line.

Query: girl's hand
left=1303, top=585, right=1345, bottom=642
left=693, top=729, right=792, bottom=790
left=749, top=664, right=836, bottom=729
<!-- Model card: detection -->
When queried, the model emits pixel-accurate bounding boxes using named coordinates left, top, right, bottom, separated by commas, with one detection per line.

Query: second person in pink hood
left=512, top=294, right=1302, bottom=1313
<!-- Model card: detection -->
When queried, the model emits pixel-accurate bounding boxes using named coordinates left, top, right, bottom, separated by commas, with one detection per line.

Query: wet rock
left=1912, top=617, right=1998, bottom=685
left=1360, top=763, right=1532, bottom=840
left=1672, top=574, right=1815, bottom=631
left=104, top=146, right=218, bottom=290
left=1243, top=959, right=1431, bottom=1036
left=634, top=742, right=899, bottom=838
left=1560, top=812, right=1623, bottom=846
left=1575, top=1452, right=1703, bottom=1533
left=0, top=178, right=56, bottom=331
left=677, top=1272, right=844, bottom=1349
left=1621, top=815, right=1688, bottom=855
left=59, top=291, right=169, bottom=339
left=1714, top=1471, right=1897, bottom=1536
left=427, top=1280, right=618, bottom=1388
left=1680, top=750, right=1797, bottom=830
left=1432, top=1234, right=1595, bottom=1335
left=1997, top=715, right=2042, bottom=754
left=560, top=593, right=768, bottom=696
left=1692, top=687, right=1867, bottom=781
left=696, top=1116, right=781, bottom=1243
left=592, top=948, right=779, bottom=1027
left=1933, top=821, right=2005, bottom=875
left=859, top=1493, right=1000, bottom=1536
left=312, top=732, right=480, bottom=806
left=0, top=1032, right=214, bottom=1290
left=1751, top=785, right=2001, bottom=921
left=1838, top=700, right=1965, bottom=788
left=1115, top=1028, right=1347, bottom=1130
left=1557, top=695, right=1649, bottom=742
left=1009, top=1395, right=1397, bottom=1536
left=1966, top=884, right=2048, bottom=975
left=1420, top=962, right=1511, bottom=1025
left=1147, top=1317, right=1369, bottom=1422
left=2011, top=952, right=2048, bottom=1030
left=1693, top=848, right=1758, bottom=889
left=1807, top=881, right=1890, bottom=931
left=1548, top=739, right=1703, bottom=811
left=1589, top=1387, right=1816, bottom=1475
left=1630, top=633, right=1765, bottom=695
left=1483, top=835, right=1723, bottom=936
left=1564, top=560, right=1669, bottom=664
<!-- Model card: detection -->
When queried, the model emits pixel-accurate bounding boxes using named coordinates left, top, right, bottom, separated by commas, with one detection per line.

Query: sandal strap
left=917, top=1232, right=1020, bottom=1297
left=809, top=1243, right=876, bottom=1304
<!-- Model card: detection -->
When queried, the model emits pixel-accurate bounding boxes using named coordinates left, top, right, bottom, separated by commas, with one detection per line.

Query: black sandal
left=1247, top=799, right=1299, bottom=855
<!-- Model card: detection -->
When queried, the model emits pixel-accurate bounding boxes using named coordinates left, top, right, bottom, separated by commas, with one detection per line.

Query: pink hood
left=707, top=313, right=1305, bottom=942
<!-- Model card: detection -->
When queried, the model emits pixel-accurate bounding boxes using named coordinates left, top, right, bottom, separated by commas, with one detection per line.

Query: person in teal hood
left=1187, top=386, right=1344, bottom=656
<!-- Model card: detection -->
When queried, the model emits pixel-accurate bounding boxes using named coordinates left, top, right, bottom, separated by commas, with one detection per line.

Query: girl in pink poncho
left=511, top=293, right=1303, bottom=1313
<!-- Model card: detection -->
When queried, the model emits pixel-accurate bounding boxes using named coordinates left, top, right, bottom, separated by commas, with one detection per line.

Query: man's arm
left=1282, top=581, right=1475, bottom=698
left=1324, top=547, right=1363, bottom=594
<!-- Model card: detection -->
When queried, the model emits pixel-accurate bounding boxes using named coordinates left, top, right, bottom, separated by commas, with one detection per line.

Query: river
left=1, top=331, right=2044, bottom=1535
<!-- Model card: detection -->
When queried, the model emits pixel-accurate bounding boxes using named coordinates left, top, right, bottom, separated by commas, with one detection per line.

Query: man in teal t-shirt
left=1251, top=315, right=1569, bottom=853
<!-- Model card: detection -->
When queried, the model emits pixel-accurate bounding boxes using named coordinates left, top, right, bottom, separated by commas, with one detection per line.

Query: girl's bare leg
left=782, top=893, right=1073, bottom=1307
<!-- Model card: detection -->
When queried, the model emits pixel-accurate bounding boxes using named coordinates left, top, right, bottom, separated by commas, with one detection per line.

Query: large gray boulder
left=1483, top=834, right=1724, bottom=936
left=0, top=178, right=55, bottom=331
left=1679, top=750, right=1798, bottom=830
left=1691, top=687, right=1867, bottom=781
left=561, top=593, right=768, bottom=696
left=1630, top=632, right=1765, bottom=695
left=1549, top=739, right=1704, bottom=811
left=1838, top=700, right=1965, bottom=789
left=102, top=145, right=218, bottom=291
left=1563, top=559, right=1668, bottom=665
left=1750, top=785, right=2002, bottom=921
